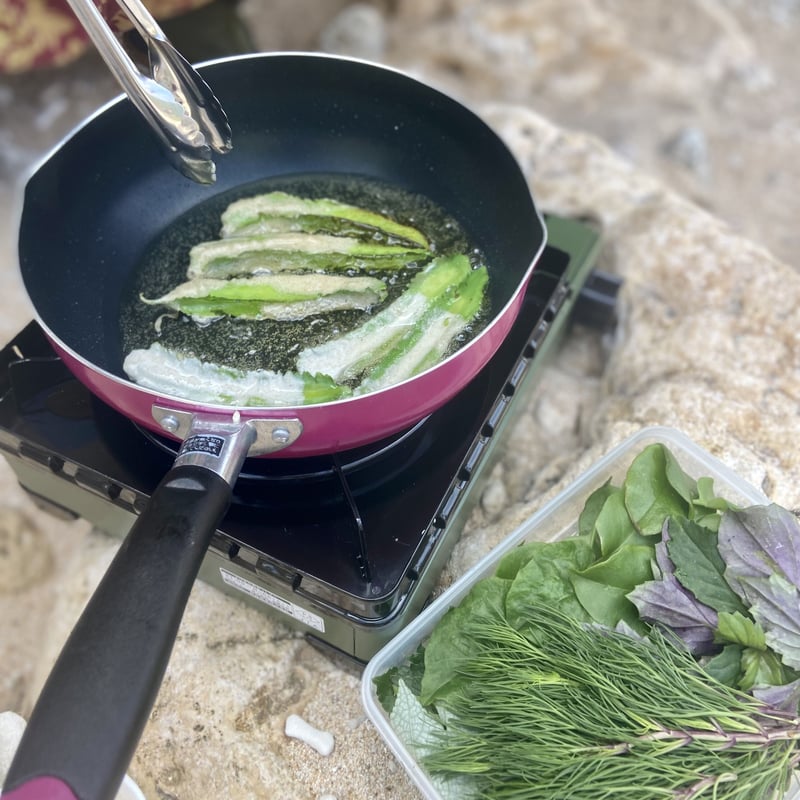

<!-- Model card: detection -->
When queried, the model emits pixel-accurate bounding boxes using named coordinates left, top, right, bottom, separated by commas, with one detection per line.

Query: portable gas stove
left=0, top=215, right=615, bottom=663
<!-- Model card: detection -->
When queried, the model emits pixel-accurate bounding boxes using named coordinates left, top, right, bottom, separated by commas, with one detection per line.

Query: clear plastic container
left=361, top=425, right=793, bottom=800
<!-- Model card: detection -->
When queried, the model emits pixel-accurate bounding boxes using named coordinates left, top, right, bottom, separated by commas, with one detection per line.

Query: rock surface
left=1, top=2, right=799, bottom=799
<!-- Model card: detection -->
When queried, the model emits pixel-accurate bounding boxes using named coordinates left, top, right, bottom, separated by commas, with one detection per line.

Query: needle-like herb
left=421, top=604, right=800, bottom=799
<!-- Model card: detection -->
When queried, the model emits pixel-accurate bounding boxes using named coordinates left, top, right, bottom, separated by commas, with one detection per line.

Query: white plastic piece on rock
left=285, top=714, right=335, bottom=756
left=0, top=711, right=27, bottom=781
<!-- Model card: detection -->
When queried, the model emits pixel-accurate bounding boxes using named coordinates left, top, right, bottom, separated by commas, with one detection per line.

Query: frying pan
left=2, top=53, right=545, bottom=800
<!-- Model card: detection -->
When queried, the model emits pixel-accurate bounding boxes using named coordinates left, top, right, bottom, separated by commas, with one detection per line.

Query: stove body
left=0, top=215, right=612, bottom=663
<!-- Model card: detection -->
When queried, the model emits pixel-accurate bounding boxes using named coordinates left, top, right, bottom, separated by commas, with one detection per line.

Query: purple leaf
left=752, top=678, right=800, bottom=714
left=653, top=519, right=674, bottom=577
left=719, top=504, right=800, bottom=584
left=630, top=521, right=719, bottom=655
left=718, top=505, right=800, bottom=669
left=628, top=574, right=719, bottom=655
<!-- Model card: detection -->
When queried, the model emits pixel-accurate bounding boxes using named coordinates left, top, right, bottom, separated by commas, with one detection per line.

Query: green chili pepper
left=141, top=273, right=387, bottom=322
left=295, top=253, right=478, bottom=383
left=357, top=265, right=488, bottom=394
left=220, top=191, right=430, bottom=248
left=187, top=233, right=431, bottom=280
left=123, top=342, right=350, bottom=406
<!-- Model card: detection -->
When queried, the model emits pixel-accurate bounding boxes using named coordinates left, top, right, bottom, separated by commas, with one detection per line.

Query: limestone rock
left=0, top=507, right=52, bottom=593
left=319, top=3, right=388, bottom=61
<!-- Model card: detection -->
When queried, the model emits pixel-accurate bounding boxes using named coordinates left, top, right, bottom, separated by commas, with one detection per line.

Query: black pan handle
left=1, top=419, right=263, bottom=800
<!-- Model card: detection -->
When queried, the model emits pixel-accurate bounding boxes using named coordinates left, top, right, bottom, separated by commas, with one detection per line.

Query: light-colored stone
left=377, top=0, right=800, bottom=266
left=319, top=3, right=388, bottom=61
left=0, top=507, right=52, bottom=593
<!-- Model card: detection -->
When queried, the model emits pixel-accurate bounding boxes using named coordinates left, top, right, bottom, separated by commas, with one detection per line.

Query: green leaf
left=716, top=611, right=766, bottom=650
left=663, top=445, right=699, bottom=504
left=592, top=488, right=650, bottom=556
left=504, top=537, right=596, bottom=631
left=574, top=543, right=654, bottom=590
left=666, top=517, right=748, bottom=615
left=685, top=476, right=735, bottom=531
left=624, top=444, right=695, bottom=534
left=692, top=511, right=723, bottom=533
left=495, top=541, right=546, bottom=580
left=419, top=577, right=510, bottom=705
left=374, top=670, right=397, bottom=712
left=703, top=644, right=743, bottom=687
left=740, top=647, right=788, bottom=692
left=570, top=573, right=645, bottom=631
left=374, top=646, right=426, bottom=713
left=577, top=480, right=617, bottom=539
left=694, top=476, right=734, bottom=513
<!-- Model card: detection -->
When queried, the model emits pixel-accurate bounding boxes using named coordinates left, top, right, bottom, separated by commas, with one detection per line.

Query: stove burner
left=0, top=215, right=614, bottom=662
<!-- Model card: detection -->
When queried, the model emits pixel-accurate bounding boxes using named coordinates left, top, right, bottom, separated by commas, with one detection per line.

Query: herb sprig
left=422, top=606, right=800, bottom=799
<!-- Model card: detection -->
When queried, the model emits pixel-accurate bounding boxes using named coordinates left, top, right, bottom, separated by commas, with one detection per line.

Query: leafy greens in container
left=363, top=428, right=800, bottom=800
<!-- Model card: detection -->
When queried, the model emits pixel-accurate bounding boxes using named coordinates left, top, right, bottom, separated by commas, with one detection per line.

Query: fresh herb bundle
left=421, top=606, right=799, bottom=799
left=377, top=443, right=800, bottom=799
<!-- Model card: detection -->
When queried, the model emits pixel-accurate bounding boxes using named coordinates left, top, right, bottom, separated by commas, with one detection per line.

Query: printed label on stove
left=219, top=568, right=325, bottom=632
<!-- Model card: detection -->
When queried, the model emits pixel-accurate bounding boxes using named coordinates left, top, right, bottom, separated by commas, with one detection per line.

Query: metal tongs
left=66, top=0, right=232, bottom=183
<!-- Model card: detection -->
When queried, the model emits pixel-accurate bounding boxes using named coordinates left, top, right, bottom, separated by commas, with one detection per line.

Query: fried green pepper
left=220, top=191, right=430, bottom=248
left=356, top=265, right=488, bottom=394
left=295, top=253, right=478, bottom=383
left=186, top=233, right=431, bottom=280
left=123, top=342, right=350, bottom=406
left=141, top=273, right=387, bottom=322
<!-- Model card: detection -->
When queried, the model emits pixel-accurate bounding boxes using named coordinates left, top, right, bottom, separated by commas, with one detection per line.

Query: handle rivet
left=161, top=414, right=180, bottom=433
left=272, top=427, right=291, bottom=444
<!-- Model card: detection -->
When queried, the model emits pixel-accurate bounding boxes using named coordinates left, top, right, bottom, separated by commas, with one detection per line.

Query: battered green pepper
left=220, top=191, right=430, bottom=248
left=295, top=253, right=482, bottom=383
left=141, top=273, right=387, bottom=322
left=357, top=265, right=488, bottom=394
left=123, top=342, right=350, bottom=407
left=186, top=233, right=431, bottom=280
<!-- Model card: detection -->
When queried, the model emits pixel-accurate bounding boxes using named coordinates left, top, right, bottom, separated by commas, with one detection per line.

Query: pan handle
left=0, top=418, right=272, bottom=800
